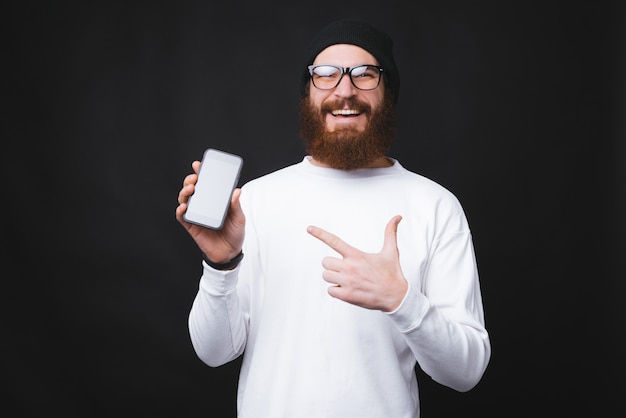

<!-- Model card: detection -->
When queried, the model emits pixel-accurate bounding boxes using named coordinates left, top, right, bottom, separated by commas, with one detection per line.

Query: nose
left=333, top=72, right=357, bottom=98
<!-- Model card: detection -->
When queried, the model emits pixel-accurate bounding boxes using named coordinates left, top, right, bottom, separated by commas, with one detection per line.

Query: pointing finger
left=307, top=225, right=355, bottom=257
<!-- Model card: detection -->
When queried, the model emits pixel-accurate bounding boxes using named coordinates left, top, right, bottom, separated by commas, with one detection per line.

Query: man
left=176, top=19, right=490, bottom=417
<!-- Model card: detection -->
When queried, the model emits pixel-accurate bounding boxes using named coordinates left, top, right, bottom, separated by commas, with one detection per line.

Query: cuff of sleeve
left=199, top=260, right=241, bottom=296
left=385, top=281, right=431, bottom=333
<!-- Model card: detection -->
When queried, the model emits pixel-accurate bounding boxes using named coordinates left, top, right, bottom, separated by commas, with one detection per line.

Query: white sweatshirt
left=189, top=157, right=491, bottom=418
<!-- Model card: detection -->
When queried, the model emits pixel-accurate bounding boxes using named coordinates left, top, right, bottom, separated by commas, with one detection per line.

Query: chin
left=326, top=124, right=364, bottom=134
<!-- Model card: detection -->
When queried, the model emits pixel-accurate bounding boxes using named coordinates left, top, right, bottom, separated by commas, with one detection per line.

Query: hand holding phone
left=183, top=148, right=243, bottom=230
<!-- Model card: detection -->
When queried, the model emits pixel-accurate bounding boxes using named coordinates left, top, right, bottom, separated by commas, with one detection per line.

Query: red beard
left=299, top=95, right=396, bottom=170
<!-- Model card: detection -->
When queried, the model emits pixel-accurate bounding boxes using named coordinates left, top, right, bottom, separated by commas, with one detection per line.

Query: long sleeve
left=388, top=229, right=490, bottom=392
left=188, top=262, right=248, bottom=367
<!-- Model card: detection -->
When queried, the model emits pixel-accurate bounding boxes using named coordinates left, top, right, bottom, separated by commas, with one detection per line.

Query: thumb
left=381, top=215, right=402, bottom=255
left=230, top=188, right=243, bottom=214
left=226, top=188, right=244, bottom=223
left=231, top=187, right=242, bottom=206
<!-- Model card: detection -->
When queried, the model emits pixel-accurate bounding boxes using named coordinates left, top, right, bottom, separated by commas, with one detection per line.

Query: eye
left=351, top=66, right=377, bottom=78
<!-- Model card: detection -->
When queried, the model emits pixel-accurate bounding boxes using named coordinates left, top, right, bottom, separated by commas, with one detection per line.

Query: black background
left=4, top=1, right=625, bottom=417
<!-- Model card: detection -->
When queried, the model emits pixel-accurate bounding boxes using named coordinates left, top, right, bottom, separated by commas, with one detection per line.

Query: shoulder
left=239, top=160, right=307, bottom=206
left=392, top=162, right=468, bottom=218
left=393, top=161, right=457, bottom=198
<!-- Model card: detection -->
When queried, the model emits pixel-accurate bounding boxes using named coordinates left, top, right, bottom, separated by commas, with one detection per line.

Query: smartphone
left=183, top=148, right=243, bottom=230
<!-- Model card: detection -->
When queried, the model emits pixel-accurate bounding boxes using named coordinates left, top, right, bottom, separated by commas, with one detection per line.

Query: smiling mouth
left=331, top=109, right=361, bottom=116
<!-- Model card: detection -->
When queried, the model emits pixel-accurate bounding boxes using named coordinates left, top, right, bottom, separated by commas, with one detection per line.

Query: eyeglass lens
left=309, top=65, right=382, bottom=90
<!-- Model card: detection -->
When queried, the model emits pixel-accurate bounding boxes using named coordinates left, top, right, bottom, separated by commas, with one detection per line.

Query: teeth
left=331, top=109, right=359, bottom=116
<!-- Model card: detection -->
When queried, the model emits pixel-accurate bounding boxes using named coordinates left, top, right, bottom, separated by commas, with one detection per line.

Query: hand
left=175, top=160, right=245, bottom=263
left=307, top=215, right=408, bottom=312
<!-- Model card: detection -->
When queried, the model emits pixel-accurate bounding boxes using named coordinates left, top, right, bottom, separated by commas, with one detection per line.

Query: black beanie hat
left=300, top=19, right=399, bottom=103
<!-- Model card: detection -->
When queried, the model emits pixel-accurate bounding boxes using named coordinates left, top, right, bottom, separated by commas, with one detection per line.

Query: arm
left=307, top=216, right=490, bottom=392
left=188, top=263, right=248, bottom=367
left=175, top=159, right=248, bottom=366
left=388, top=230, right=490, bottom=392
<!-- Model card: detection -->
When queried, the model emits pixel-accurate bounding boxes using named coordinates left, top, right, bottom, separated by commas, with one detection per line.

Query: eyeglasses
left=307, top=65, right=384, bottom=91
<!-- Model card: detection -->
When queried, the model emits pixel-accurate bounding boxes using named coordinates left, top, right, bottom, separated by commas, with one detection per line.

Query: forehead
left=313, top=44, right=379, bottom=67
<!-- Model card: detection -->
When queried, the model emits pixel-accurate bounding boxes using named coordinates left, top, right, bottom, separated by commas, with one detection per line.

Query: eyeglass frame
left=307, top=64, right=384, bottom=91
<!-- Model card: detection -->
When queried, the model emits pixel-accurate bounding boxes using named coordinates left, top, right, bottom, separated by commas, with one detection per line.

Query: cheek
left=308, top=91, right=327, bottom=109
left=369, top=91, right=386, bottom=110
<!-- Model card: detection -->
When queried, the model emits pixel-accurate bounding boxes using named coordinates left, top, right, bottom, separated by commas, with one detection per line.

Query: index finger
left=307, top=225, right=355, bottom=257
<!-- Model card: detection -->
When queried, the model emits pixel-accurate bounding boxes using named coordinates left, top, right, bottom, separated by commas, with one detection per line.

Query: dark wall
left=5, top=1, right=624, bottom=417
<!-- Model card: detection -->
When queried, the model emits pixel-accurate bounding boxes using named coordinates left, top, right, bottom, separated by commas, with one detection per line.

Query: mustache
left=320, top=98, right=371, bottom=114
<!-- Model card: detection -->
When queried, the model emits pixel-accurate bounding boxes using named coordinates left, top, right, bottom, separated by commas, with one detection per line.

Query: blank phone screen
left=184, top=149, right=242, bottom=229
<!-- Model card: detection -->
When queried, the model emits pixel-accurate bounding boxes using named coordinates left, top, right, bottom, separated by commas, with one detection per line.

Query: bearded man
left=176, top=19, right=491, bottom=418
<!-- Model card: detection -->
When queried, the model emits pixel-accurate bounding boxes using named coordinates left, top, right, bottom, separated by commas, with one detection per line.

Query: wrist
left=202, top=250, right=244, bottom=270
